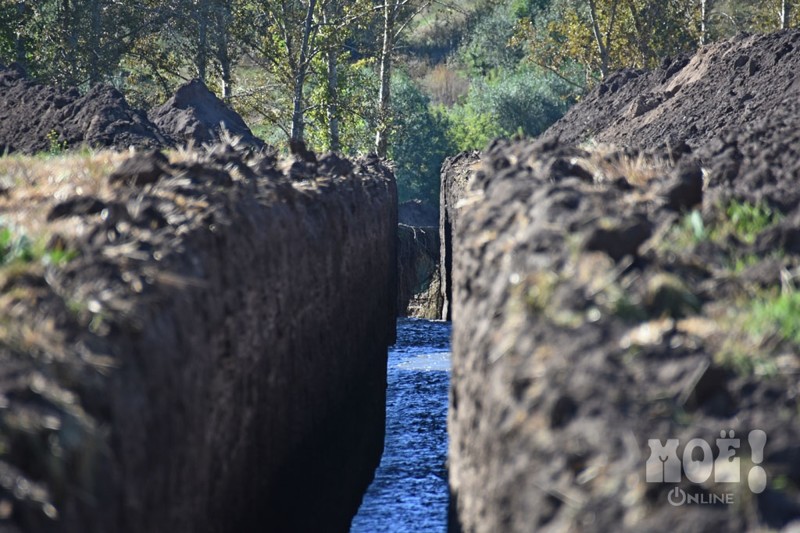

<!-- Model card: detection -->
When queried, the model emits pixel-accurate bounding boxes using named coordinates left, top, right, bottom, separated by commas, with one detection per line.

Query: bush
left=388, top=73, right=454, bottom=205
left=446, top=65, right=574, bottom=151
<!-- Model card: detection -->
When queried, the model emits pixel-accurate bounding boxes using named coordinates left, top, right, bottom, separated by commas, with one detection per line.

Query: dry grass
left=0, top=150, right=127, bottom=240
left=0, top=146, right=227, bottom=246
left=577, top=142, right=672, bottom=186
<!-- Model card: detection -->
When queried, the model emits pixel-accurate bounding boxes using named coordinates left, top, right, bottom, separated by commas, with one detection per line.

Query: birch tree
left=374, top=0, right=430, bottom=157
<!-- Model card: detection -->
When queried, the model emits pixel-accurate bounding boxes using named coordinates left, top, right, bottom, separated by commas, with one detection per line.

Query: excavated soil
left=0, top=145, right=397, bottom=532
left=547, top=30, right=800, bottom=211
left=149, top=80, right=265, bottom=149
left=548, top=30, right=800, bottom=151
left=0, top=65, right=166, bottom=153
left=0, top=66, right=265, bottom=154
left=447, top=29, right=800, bottom=533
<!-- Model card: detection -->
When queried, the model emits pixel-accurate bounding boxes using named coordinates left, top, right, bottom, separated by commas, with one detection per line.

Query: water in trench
left=350, top=318, right=451, bottom=532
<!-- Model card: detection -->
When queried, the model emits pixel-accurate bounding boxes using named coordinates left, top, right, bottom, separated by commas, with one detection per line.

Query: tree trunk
left=780, top=0, right=790, bottom=29
left=626, top=0, right=650, bottom=66
left=15, top=1, right=25, bottom=65
left=322, top=3, right=340, bottom=152
left=587, top=0, right=610, bottom=78
left=88, top=0, right=101, bottom=84
left=61, top=0, right=78, bottom=80
left=375, top=0, right=393, bottom=157
left=290, top=0, right=317, bottom=141
left=217, top=2, right=233, bottom=102
left=700, top=0, right=711, bottom=45
left=326, top=47, right=340, bottom=152
left=196, top=0, right=209, bottom=82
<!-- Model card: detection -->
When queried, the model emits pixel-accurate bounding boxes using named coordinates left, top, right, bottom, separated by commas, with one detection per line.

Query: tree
left=388, top=73, right=453, bottom=204
left=518, top=0, right=697, bottom=86
left=238, top=0, right=375, bottom=144
left=375, top=0, right=430, bottom=157
left=446, top=65, right=573, bottom=151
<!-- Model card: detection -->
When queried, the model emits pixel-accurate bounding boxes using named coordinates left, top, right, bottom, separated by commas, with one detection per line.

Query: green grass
left=0, top=225, right=35, bottom=265
left=750, top=290, right=800, bottom=345
left=713, top=287, right=800, bottom=377
left=724, top=199, right=782, bottom=244
left=661, top=200, right=783, bottom=256
left=0, top=224, right=77, bottom=269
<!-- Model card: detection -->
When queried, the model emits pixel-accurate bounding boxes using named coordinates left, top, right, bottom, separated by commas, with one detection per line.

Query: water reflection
left=350, top=319, right=451, bottom=533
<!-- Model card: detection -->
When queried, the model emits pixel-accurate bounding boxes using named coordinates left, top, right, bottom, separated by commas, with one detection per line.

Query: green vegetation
left=725, top=199, right=782, bottom=243
left=0, top=224, right=78, bottom=269
left=1, top=1, right=798, bottom=205
left=46, top=130, right=68, bottom=155
left=751, top=289, right=800, bottom=346
left=713, top=287, right=800, bottom=377
left=0, top=225, right=35, bottom=266
left=663, top=200, right=783, bottom=255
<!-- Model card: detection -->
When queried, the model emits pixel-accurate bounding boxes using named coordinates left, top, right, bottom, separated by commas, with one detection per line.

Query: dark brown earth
left=0, top=146, right=396, bottom=532
left=547, top=30, right=800, bottom=151
left=0, top=64, right=166, bottom=153
left=397, top=224, right=441, bottom=318
left=449, top=137, right=800, bottom=533
left=446, top=29, right=800, bottom=533
left=0, top=66, right=266, bottom=154
left=397, top=200, right=442, bottom=318
left=399, top=199, right=438, bottom=226
left=148, top=79, right=265, bottom=149
left=439, top=150, right=480, bottom=321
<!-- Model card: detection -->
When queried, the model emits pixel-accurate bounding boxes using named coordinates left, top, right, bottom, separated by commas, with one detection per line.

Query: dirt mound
left=0, top=64, right=166, bottom=153
left=449, top=137, right=800, bottom=533
left=547, top=30, right=800, bottom=150
left=149, top=79, right=265, bottom=149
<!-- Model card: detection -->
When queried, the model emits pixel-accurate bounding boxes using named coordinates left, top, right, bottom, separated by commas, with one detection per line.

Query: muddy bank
left=448, top=137, right=800, bottom=533
left=396, top=200, right=442, bottom=318
left=0, top=147, right=396, bottom=532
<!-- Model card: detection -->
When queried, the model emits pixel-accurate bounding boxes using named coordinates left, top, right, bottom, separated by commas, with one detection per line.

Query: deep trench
left=350, top=318, right=452, bottom=532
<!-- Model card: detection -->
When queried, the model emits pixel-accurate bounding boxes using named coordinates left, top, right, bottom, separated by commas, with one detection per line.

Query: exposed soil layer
left=449, top=137, right=800, bottom=533
left=0, top=146, right=396, bottom=532
left=399, top=199, right=438, bottom=227
left=446, top=29, right=800, bottom=533
left=439, top=151, right=480, bottom=321
left=397, top=224, right=441, bottom=318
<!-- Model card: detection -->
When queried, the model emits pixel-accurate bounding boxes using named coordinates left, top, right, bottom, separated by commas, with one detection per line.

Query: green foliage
left=664, top=201, right=781, bottom=254
left=388, top=73, right=454, bottom=204
left=518, top=0, right=697, bottom=84
left=687, top=210, right=707, bottom=242
left=46, top=130, right=67, bottom=154
left=751, top=290, right=800, bottom=346
left=0, top=225, right=34, bottom=265
left=725, top=199, right=782, bottom=244
left=305, top=60, right=379, bottom=154
left=0, top=224, right=77, bottom=268
left=459, top=2, right=524, bottom=75
left=446, top=65, right=573, bottom=151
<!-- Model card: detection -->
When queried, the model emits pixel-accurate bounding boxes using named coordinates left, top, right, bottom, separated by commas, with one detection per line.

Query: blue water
left=350, top=318, right=451, bottom=533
